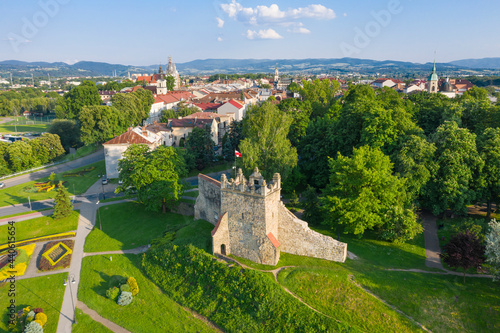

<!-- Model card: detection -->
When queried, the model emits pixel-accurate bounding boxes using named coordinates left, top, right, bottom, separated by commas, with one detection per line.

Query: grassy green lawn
left=84, top=202, right=207, bottom=252
left=55, top=145, right=101, bottom=163
left=0, top=207, right=52, bottom=219
left=0, top=273, right=67, bottom=333
left=183, top=190, right=199, bottom=197
left=0, top=123, right=50, bottom=134
left=78, top=254, right=218, bottom=333
left=0, top=210, right=79, bottom=244
left=73, top=308, right=113, bottom=333
left=187, top=162, right=232, bottom=177
left=0, top=160, right=105, bottom=207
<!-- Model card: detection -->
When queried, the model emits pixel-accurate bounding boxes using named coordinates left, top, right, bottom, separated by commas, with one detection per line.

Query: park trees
left=423, top=121, right=484, bottom=215
left=222, top=120, right=244, bottom=162
left=300, top=78, right=340, bottom=118
left=117, top=145, right=186, bottom=213
left=28, top=133, right=65, bottom=165
left=53, top=181, right=73, bottom=219
left=441, top=230, right=485, bottom=283
left=240, top=102, right=297, bottom=180
left=79, top=105, right=126, bottom=145
left=5, top=141, right=37, bottom=172
left=48, top=119, right=81, bottom=152
left=321, top=146, right=421, bottom=243
left=185, top=126, right=215, bottom=170
left=485, top=219, right=500, bottom=281
left=60, top=81, right=101, bottom=119
left=477, top=128, right=500, bottom=218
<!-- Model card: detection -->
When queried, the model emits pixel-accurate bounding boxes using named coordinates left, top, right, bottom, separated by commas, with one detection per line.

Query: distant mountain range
left=1, top=57, right=499, bottom=78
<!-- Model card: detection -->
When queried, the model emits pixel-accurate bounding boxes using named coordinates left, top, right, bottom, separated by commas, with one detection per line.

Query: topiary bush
left=117, top=291, right=133, bottom=306
left=127, top=277, right=139, bottom=296
left=120, top=283, right=130, bottom=292
left=23, top=321, right=43, bottom=333
left=106, top=286, right=120, bottom=300
left=34, top=312, right=47, bottom=327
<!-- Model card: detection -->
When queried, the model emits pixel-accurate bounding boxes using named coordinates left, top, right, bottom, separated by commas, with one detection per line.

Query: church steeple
left=428, top=57, right=439, bottom=93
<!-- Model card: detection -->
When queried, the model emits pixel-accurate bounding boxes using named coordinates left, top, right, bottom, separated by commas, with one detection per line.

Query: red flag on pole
left=235, top=150, right=242, bottom=157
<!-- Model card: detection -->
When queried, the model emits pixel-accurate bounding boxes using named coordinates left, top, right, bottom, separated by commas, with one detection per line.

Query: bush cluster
left=142, top=243, right=348, bottom=332
left=127, top=277, right=139, bottom=296
left=106, top=286, right=120, bottom=301
left=117, top=291, right=133, bottom=306
left=23, top=321, right=43, bottom=333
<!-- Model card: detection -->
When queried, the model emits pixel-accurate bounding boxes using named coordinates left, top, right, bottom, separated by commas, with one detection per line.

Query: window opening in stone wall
left=221, top=244, right=226, bottom=255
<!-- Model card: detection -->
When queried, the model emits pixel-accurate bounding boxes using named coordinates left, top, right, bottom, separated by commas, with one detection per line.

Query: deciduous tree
left=477, top=128, right=500, bottom=218
left=322, top=146, right=421, bottom=243
left=185, top=126, right=215, bottom=170
left=240, top=102, right=297, bottom=180
left=441, top=230, right=485, bottom=283
left=117, top=145, right=186, bottom=213
left=485, top=219, right=500, bottom=281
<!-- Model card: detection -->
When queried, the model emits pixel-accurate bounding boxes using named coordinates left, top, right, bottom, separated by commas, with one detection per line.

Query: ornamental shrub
left=106, top=286, right=120, bottom=300
left=127, top=277, right=139, bottom=296
left=23, top=321, right=43, bottom=333
left=34, top=313, right=47, bottom=327
left=117, top=291, right=133, bottom=306
left=120, top=283, right=130, bottom=292
left=26, top=310, right=35, bottom=321
left=32, top=308, right=43, bottom=314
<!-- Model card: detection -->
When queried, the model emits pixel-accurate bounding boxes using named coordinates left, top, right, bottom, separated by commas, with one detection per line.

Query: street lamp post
left=96, top=200, right=102, bottom=230
left=63, top=274, right=77, bottom=325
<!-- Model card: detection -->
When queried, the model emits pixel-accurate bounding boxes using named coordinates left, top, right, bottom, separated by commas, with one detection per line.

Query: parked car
left=102, top=178, right=109, bottom=185
left=0, top=182, right=5, bottom=188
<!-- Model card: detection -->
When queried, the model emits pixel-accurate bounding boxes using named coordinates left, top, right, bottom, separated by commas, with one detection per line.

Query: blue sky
left=0, top=0, right=499, bottom=66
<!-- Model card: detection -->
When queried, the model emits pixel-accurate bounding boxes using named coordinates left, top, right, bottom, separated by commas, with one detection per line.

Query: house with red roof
left=102, top=127, right=162, bottom=178
left=167, top=116, right=219, bottom=147
left=217, top=99, right=246, bottom=121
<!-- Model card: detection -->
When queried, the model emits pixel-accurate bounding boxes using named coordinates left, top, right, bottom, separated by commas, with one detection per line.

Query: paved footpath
left=422, top=213, right=445, bottom=270
left=76, top=301, right=131, bottom=333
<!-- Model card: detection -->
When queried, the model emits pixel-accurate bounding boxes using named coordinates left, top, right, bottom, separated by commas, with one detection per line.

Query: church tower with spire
left=156, top=64, right=168, bottom=94
left=166, top=56, right=181, bottom=90
left=428, top=60, right=439, bottom=93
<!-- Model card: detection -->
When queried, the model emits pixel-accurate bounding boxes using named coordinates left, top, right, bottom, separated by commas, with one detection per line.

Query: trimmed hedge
left=106, top=286, right=120, bottom=301
left=142, top=243, right=350, bottom=332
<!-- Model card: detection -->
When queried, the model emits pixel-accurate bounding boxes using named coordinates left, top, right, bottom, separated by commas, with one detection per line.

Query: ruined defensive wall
left=278, top=202, right=347, bottom=262
left=194, top=174, right=221, bottom=225
left=195, top=171, right=347, bottom=265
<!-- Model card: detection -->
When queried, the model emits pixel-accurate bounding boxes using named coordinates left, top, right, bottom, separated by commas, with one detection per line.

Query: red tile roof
left=227, top=99, right=244, bottom=109
left=168, top=118, right=215, bottom=129
left=184, top=112, right=219, bottom=119
left=103, top=130, right=153, bottom=145
left=194, top=103, right=223, bottom=111
left=267, top=232, right=280, bottom=248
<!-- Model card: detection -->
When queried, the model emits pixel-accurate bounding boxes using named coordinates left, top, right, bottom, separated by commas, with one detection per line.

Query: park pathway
left=76, top=301, right=131, bottom=333
left=421, top=213, right=445, bottom=270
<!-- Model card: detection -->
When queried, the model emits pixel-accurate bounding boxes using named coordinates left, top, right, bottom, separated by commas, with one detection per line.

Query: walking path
left=76, top=301, right=131, bottom=333
left=421, top=213, right=444, bottom=270
left=83, top=245, right=150, bottom=257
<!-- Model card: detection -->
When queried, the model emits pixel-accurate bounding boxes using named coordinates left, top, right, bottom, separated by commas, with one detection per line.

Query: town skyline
left=1, top=0, right=499, bottom=66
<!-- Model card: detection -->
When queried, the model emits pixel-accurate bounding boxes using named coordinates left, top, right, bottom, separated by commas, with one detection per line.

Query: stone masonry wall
left=221, top=188, right=280, bottom=265
left=278, top=202, right=347, bottom=262
left=212, top=213, right=230, bottom=255
left=194, top=174, right=221, bottom=225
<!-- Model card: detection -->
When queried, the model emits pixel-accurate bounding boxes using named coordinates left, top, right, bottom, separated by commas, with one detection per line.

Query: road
left=1, top=149, right=104, bottom=187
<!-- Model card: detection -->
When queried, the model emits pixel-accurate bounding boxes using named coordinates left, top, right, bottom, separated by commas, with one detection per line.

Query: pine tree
left=53, top=181, right=73, bottom=219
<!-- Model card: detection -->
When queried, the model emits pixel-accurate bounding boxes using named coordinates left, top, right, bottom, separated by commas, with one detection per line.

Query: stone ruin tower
left=195, top=168, right=347, bottom=266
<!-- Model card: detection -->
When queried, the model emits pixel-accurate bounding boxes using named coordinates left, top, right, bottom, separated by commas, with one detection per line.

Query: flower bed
left=38, top=240, right=74, bottom=272
left=0, top=232, right=76, bottom=251
left=0, top=244, right=35, bottom=280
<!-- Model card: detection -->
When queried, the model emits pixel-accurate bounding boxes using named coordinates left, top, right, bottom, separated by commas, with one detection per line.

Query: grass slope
left=78, top=254, right=217, bottom=333
left=84, top=202, right=209, bottom=252
left=0, top=210, right=79, bottom=244
left=72, top=308, right=113, bottom=333
left=0, top=273, right=67, bottom=333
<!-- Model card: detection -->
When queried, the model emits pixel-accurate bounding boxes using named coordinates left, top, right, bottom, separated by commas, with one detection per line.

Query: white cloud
left=220, top=1, right=336, bottom=24
left=217, top=37, right=223, bottom=42
left=216, top=17, right=225, bottom=28
left=289, top=27, right=311, bottom=34
left=343, top=13, right=347, bottom=17
left=289, top=4, right=336, bottom=20
left=246, top=28, right=283, bottom=40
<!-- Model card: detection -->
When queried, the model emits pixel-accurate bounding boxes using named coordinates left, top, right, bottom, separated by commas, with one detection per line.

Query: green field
left=72, top=308, right=113, bottom=333
left=0, top=210, right=79, bottom=244
left=84, top=202, right=203, bottom=252
left=0, top=273, right=68, bottom=333
left=0, top=160, right=105, bottom=207
left=78, top=254, right=218, bottom=333
left=0, top=122, right=50, bottom=134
